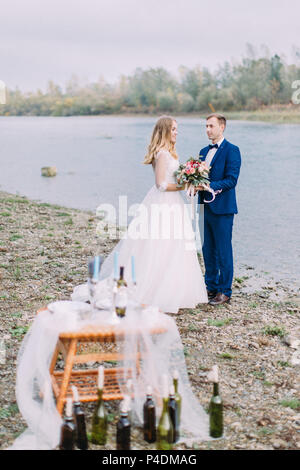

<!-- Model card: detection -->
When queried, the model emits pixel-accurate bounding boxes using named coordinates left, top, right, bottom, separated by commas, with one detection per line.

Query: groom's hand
left=195, top=185, right=205, bottom=191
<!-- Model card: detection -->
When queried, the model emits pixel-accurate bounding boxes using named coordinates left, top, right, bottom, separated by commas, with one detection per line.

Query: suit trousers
left=202, top=205, right=234, bottom=297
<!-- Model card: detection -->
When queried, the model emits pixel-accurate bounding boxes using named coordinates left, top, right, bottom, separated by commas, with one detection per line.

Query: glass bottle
left=91, top=366, right=108, bottom=445
left=168, top=385, right=179, bottom=443
left=209, top=381, right=223, bottom=438
left=115, top=266, right=128, bottom=318
left=72, top=386, right=88, bottom=450
left=59, top=397, right=75, bottom=450
left=157, top=376, right=173, bottom=450
left=116, top=402, right=131, bottom=450
left=143, top=385, right=156, bottom=443
left=173, top=369, right=182, bottom=425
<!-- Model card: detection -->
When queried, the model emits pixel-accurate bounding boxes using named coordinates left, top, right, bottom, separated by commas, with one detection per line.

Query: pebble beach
left=0, top=190, right=299, bottom=450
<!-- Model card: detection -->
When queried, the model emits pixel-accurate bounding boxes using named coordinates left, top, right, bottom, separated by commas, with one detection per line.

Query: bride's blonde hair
left=143, top=115, right=178, bottom=164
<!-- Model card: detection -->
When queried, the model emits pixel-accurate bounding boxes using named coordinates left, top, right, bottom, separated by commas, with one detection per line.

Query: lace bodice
left=152, top=150, right=179, bottom=191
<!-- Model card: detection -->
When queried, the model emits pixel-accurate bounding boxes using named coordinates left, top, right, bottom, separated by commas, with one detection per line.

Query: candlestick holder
left=127, top=282, right=139, bottom=308
left=88, top=278, right=98, bottom=312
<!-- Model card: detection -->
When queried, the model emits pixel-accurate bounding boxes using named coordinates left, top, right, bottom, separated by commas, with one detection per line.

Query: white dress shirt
left=205, top=137, right=224, bottom=168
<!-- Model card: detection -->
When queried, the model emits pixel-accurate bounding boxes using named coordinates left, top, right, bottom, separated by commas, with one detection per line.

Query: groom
left=197, top=114, right=241, bottom=305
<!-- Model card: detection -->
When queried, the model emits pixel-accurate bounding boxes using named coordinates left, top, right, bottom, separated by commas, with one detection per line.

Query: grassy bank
left=174, top=105, right=300, bottom=124
left=0, top=191, right=299, bottom=450
left=223, top=105, right=300, bottom=124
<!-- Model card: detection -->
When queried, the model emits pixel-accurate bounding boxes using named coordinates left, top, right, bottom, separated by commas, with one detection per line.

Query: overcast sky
left=1, top=0, right=300, bottom=91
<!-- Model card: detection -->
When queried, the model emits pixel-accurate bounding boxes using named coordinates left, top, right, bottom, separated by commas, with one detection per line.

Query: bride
left=94, top=115, right=208, bottom=313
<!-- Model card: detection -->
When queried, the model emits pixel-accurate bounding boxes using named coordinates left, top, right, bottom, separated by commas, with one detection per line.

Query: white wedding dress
left=96, top=149, right=208, bottom=313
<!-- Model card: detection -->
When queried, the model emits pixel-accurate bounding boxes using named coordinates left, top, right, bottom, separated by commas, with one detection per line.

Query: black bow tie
left=209, top=144, right=218, bottom=149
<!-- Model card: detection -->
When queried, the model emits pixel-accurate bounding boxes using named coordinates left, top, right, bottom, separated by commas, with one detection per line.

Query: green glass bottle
left=173, top=370, right=182, bottom=425
left=115, top=266, right=128, bottom=318
left=157, top=377, right=174, bottom=450
left=91, top=366, right=108, bottom=445
left=209, top=381, right=223, bottom=438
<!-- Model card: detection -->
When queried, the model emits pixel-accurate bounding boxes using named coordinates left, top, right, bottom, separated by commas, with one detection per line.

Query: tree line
left=1, top=47, right=300, bottom=116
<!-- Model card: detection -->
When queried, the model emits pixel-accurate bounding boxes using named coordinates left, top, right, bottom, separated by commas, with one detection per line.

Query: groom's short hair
left=206, top=113, right=226, bottom=128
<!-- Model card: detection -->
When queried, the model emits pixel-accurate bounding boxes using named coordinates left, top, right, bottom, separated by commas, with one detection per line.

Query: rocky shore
left=0, top=190, right=299, bottom=450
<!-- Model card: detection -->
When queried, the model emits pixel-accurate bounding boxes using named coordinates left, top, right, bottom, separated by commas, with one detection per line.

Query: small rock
left=41, top=166, right=57, bottom=177
left=257, top=415, right=274, bottom=426
left=272, top=438, right=288, bottom=449
left=258, top=336, right=270, bottom=346
left=290, top=414, right=300, bottom=422
left=291, top=349, right=300, bottom=366
left=248, top=342, right=259, bottom=349
left=231, top=422, right=242, bottom=430
left=282, top=335, right=300, bottom=349
left=254, top=444, right=272, bottom=450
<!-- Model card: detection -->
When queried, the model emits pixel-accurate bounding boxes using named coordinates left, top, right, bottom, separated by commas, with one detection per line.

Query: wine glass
left=108, top=277, right=120, bottom=325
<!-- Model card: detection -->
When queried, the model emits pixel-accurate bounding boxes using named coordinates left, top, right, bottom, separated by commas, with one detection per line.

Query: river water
left=0, top=116, right=299, bottom=287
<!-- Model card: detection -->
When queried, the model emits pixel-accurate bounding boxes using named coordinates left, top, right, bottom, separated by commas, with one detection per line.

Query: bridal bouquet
left=174, top=157, right=216, bottom=203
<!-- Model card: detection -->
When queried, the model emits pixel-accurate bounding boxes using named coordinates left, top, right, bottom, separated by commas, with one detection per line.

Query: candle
left=114, top=252, right=119, bottom=279
left=66, top=397, right=73, bottom=417
left=72, top=385, right=79, bottom=402
left=131, top=255, right=136, bottom=284
left=162, top=374, right=168, bottom=399
left=127, top=379, right=133, bottom=396
left=98, top=365, right=104, bottom=390
left=93, top=256, right=100, bottom=280
left=207, top=364, right=219, bottom=383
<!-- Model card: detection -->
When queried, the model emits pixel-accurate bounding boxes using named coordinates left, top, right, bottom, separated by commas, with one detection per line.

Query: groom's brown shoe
left=209, top=293, right=230, bottom=306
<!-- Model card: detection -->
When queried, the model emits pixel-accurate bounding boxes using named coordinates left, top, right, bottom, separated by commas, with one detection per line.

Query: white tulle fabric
left=119, top=302, right=210, bottom=443
left=73, top=150, right=207, bottom=313
left=7, top=303, right=83, bottom=450
left=8, top=300, right=210, bottom=450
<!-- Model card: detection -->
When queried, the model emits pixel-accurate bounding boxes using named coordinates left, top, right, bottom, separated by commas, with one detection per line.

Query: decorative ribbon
left=202, top=184, right=216, bottom=203
left=185, top=183, right=216, bottom=220
left=185, top=183, right=195, bottom=220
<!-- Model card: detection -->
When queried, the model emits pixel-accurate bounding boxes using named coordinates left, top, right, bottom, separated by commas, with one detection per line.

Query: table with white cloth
left=11, top=300, right=210, bottom=450
left=46, top=307, right=168, bottom=414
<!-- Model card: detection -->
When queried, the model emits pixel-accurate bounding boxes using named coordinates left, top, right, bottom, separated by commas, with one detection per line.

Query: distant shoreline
left=1, top=106, right=300, bottom=124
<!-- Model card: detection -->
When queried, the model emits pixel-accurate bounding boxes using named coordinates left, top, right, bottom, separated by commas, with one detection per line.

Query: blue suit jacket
left=198, top=139, right=241, bottom=215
